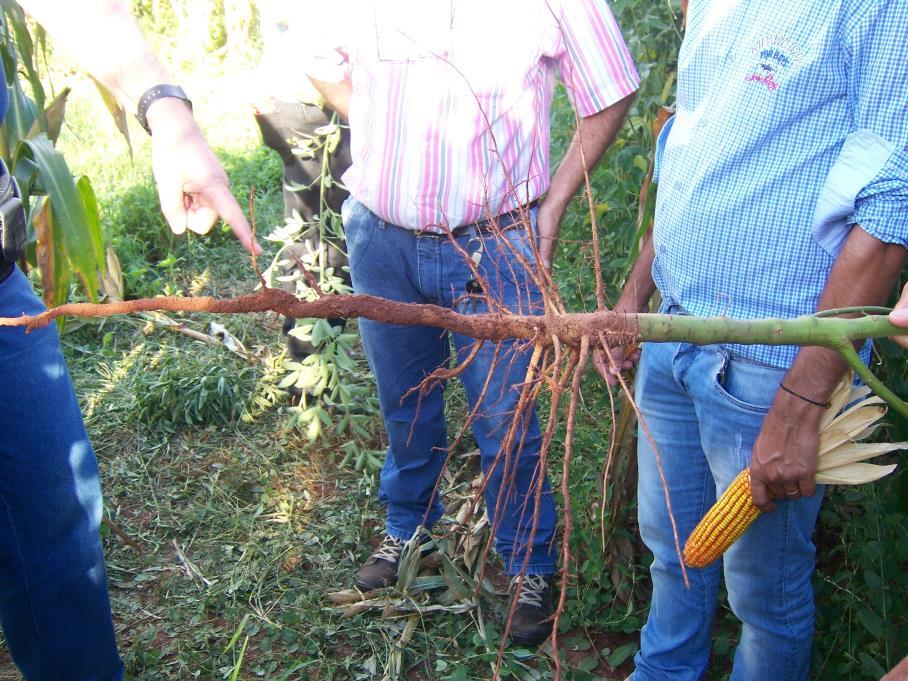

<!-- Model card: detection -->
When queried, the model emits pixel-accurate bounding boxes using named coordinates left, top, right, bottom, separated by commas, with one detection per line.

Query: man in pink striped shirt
left=311, top=0, right=638, bottom=646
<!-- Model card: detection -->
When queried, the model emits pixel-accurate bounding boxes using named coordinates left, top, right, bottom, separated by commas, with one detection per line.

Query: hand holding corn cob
left=683, top=374, right=902, bottom=568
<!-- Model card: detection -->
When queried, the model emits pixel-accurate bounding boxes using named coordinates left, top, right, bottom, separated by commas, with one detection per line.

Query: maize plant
left=0, top=1, right=123, bottom=311
left=684, top=373, right=904, bottom=569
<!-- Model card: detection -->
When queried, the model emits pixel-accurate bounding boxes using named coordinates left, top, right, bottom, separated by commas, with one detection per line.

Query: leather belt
left=415, top=199, right=539, bottom=238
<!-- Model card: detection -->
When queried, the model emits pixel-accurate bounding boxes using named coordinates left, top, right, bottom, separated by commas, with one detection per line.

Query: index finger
left=203, top=184, right=262, bottom=255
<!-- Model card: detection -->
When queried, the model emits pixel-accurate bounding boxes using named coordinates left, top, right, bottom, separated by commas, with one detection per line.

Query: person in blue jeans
left=308, top=0, right=640, bottom=646
left=1, top=2, right=257, bottom=678
left=611, top=1, right=908, bottom=679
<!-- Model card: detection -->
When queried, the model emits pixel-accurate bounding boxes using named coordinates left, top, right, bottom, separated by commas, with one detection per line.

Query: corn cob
left=683, top=469, right=761, bottom=568
left=682, top=373, right=903, bottom=568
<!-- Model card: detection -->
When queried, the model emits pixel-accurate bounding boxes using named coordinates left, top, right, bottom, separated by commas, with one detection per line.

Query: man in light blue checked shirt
left=611, top=2, right=907, bottom=679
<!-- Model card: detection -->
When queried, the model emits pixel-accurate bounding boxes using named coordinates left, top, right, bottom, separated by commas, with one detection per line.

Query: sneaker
left=508, top=574, right=555, bottom=647
left=354, top=534, right=405, bottom=590
left=354, top=533, right=434, bottom=591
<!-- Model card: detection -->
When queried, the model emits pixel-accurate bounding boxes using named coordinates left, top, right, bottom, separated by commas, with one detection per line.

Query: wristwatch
left=135, top=84, right=193, bottom=135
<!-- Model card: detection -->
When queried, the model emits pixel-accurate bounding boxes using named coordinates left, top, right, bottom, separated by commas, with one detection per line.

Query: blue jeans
left=631, top=338, right=824, bottom=681
left=0, top=268, right=123, bottom=680
left=343, top=197, right=557, bottom=575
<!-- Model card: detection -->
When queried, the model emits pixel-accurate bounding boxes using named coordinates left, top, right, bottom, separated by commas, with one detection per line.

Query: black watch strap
left=135, top=84, right=193, bottom=135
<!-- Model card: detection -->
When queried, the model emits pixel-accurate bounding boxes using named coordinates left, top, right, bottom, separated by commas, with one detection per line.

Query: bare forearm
left=18, top=0, right=171, bottom=110
left=616, top=228, right=656, bottom=313
left=19, top=0, right=258, bottom=252
left=785, top=226, right=907, bottom=404
left=536, top=93, right=634, bottom=269
left=545, top=93, right=635, bottom=217
left=310, top=78, right=351, bottom=120
left=750, top=226, right=905, bottom=508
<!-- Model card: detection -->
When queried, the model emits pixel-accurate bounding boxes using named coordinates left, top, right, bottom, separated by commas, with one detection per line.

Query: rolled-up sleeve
left=552, top=0, right=639, bottom=117
left=844, top=0, right=908, bottom=245
left=852, top=148, right=908, bottom=246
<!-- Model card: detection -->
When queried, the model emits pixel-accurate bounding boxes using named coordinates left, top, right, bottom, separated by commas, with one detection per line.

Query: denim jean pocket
left=501, top=223, right=538, bottom=265
left=713, top=352, right=786, bottom=414
left=342, top=199, right=377, bottom=256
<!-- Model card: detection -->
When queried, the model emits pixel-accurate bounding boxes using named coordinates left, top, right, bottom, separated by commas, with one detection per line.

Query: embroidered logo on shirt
left=744, top=35, right=805, bottom=92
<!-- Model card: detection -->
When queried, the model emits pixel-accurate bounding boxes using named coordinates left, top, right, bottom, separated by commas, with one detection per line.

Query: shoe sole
left=353, top=576, right=396, bottom=591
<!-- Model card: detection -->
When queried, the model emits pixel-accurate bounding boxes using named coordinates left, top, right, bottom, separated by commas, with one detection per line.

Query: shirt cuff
left=849, top=146, right=908, bottom=247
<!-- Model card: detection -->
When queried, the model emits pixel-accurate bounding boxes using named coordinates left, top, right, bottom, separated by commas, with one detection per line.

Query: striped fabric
left=314, top=0, right=638, bottom=231
left=653, top=0, right=908, bottom=368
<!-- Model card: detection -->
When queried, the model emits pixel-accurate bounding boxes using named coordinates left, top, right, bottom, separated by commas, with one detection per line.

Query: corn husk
left=815, top=373, right=904, bottom=485
left=684, top=374, right=901, bottom=568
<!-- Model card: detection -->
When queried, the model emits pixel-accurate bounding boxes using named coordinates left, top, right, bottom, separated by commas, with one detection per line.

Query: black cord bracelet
left=780, top=383, right=831, bottom=409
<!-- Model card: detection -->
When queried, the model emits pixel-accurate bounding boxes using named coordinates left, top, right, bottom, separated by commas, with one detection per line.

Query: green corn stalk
left=629, top=309, right=908, bottom=418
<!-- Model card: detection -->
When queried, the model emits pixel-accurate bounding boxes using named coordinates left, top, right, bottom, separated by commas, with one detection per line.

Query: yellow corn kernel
left=683, top=469, right=762, bottom=568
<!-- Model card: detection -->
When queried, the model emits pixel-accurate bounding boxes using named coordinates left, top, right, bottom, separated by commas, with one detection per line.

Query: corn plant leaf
left=38, top=86, right=70, bottom=144
left=75, top=175, right=105, bottom=266
left=398, top=614, right=419, bottom=646
left=815, top=462, right=897, bottom=486
left=1, top=0, right=45, bottom=123
left=0, top=65, right=37, bottom=158
left=325, top=589, right=367, bottom=605
left=396, top=532, right=427, bottom=593
left=99, top=246, right=124, bottom=302
left=32, top=197, right=71, bottom=332
left=91, top=78, right=132, bottom=157
left=16, top=134, right=103, bottom=303
left=32, top=196, right=70, bottom=309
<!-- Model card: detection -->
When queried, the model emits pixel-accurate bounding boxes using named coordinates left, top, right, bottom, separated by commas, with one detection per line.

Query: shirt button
left=674, top=181, right=683, bottom=191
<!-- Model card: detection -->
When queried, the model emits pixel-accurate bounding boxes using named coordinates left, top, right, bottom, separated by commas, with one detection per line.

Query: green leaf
left=91, top=78, right=132, bottom=157
left=1, top=68, right=37, bottom=154
left=223, top=614, right=250, bottom=654
left=75, top=176, right=105, bottom=267
left=2, top=0, right=45, bottom=124
left=441, top=666, right=468, bottom=681
left=856, top=608, right=884, bottom=639
left=858, top=653, right=887, bottom=680
left=16, top=134, right=103, bottom=303
left=607, top=642, right=637, bottom=667
left=41, top=86, right=70, bottom=144
left=863, top=569, right=882, bottom=590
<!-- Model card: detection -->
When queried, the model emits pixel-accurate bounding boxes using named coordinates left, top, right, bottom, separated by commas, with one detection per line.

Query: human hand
left=591, top=298, right=645, bottom=387
left=146, top=98, right=261, bottom=254
left=888, top=282, right=908, bottom=349
left=592, top=342, right=640, bottom=387
left=748, top=390, right=822, bottom=512
left=535, top=200, right=562, bottom=272
left=881, top=654, right=908, bottom=681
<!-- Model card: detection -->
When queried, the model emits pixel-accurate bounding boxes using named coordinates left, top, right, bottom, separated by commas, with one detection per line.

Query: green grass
left=2, top=2, right=905, bottom=679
